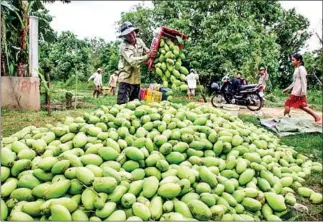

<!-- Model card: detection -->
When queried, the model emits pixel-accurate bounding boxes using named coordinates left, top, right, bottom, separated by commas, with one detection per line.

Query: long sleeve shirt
left=186, top=73, right=199, bottom=89
left=88, top=72, right=102, bottom=86
left=117, top=38, right=149, bottom=84
left=287, top=66, right=307, bottom=96
left=109, top=74, right=118, bottom=87
left=257, top=73, right=269, bottom=85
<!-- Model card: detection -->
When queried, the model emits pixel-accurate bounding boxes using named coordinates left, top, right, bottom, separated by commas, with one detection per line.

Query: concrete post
left=29, top=16, right=39, bottom=77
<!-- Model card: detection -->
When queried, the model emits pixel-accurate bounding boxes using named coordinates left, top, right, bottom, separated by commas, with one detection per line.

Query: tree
left=39, top=31, right=94, bottom=81
left=115, top=0, right=313, bottom=88
left=0, top=0, right=70, bottom=77
left=303, top=32, right=323, bottom=88
left=117, top=3, right=154, bottom=45
left=117, top=1, right=284, bottom=86
left=272, top=8, right=311, bottom=88
left=1, top=0, right=23, bottom=76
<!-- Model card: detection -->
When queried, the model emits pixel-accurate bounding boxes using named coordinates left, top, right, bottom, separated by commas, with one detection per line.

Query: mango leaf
left=185, top=39, right=192, bottom=48
left=176, top=36, right=184, bottom=45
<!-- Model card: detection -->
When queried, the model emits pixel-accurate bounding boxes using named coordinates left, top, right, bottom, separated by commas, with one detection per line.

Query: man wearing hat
left=186, top=69, right=199, bottom=100
left=88, top=68, right=103, bottom=98
left=117, top=21, right=157, bottom=104
left=257, top=67, right=269, bottom=91
left=108, top=71, right=119, bottom=96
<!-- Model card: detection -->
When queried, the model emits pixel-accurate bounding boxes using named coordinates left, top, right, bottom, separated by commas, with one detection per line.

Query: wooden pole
left=45, top=72, right=51, bottom=115
left=74, top=73, right=77, bottom=109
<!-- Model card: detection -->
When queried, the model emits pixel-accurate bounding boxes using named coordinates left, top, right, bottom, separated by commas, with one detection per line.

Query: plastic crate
left=146, top=89, right=153, bottom=97
left=140, top=88, right=147, bottom=101
left=145, top=89, right=153, bottom=104
left=147, top=26, right=188, bottom=71
left=152, top=91, right=162, bottom=102
left=146, top=89, right=162, bottom=103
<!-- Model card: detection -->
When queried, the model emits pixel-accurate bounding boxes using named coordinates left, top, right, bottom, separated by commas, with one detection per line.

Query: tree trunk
left=1, top=54, right=7, bottom=76
left=1, top=12, right=8, bottom=76
left=45, top=72, right=51, bottom=115
left=17, top=0, right=29, bottom=77
left=66, top=92, right=73, bottom=109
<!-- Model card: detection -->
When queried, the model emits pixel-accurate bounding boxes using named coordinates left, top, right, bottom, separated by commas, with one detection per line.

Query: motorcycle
left=211, top=75, right=264, bottom=111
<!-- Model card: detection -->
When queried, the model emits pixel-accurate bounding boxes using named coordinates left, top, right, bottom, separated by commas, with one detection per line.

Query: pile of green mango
left=153, top=37, right=190, bottom=92
left=1, top=100, right=322, bottom=221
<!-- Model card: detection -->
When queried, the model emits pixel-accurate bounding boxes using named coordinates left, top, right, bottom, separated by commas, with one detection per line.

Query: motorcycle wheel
left=211, top=94, right=225, bottom=108
left=246, top=93, right=264, bottom=111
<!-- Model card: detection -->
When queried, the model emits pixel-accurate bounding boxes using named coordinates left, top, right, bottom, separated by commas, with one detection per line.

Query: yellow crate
left=146, top=90, right=162, bottom=103
left=146, top=95, right=152, bottom=104
left=152, top=91, right=162, bottom=102
left=146, top=89, right=153, bottom=96
left=146, top=89, right=152, bottom=104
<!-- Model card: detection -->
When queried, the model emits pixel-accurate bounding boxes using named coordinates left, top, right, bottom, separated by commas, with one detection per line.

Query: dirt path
left=238, top=106, right=322, bottom=119
left=195, top=100, right=322, bottom=119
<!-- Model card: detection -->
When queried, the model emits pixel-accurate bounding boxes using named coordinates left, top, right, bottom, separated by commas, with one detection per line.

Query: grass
left=238, top=114, right=262, bottom=126
left=281, top=134, right=323, bottom=160
left=1, top=109, right=93, bottom=137
left=82, top=94, right=117, bottom=107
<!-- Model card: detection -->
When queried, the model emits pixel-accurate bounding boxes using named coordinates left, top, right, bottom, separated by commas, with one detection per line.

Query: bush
left=265, top=93, right=277, bottom=102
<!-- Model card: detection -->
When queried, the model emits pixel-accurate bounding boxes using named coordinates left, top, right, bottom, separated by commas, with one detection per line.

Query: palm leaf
left=27, top=1, right=35, bottom=15
left=1, top=0, right=19, bottom=12
left=38, top=69, right=50, bottom=94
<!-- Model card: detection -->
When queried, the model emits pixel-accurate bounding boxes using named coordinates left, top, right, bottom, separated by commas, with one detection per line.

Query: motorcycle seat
left=239, top=84, right=259, bottom=90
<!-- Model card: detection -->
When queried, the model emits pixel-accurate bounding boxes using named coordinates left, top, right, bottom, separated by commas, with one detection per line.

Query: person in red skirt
left=282, top=53, right=322, bottom=124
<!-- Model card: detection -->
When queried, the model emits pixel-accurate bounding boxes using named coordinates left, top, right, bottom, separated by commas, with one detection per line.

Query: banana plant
left=1, top=0, right=70, bottom=77
left=1, top=0, right=23, bottom=76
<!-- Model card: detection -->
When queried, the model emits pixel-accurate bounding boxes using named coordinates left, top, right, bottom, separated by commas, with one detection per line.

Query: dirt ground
left=195, top=100, right=322, bottom=120
left=238, top=106, right=323, bottom=119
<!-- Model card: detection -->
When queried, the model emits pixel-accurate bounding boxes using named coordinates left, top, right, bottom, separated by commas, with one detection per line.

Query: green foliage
left=39, top=33, right=120, bottom=84
left=117, top=0, right=312, bottom=88
left=39, top=31, right=94, bottom=81
left=64, top=74, right=78, bottom=88
left=38, top=71, right=50, bottom=94
left=88, top=38, right=120, bottom=75
left=1, top=0, right=314, bottom=91
left=1, top=0, right=70, bottom=76
left=118, top=3, right=155, bottom=45
left=303, top=47, right=323, bottom=89
left=272, top=8, right=311, bottom=88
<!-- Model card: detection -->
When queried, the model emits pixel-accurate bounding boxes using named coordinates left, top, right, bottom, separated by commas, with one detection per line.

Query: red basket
left=147, top=26, right=188, bottom=71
